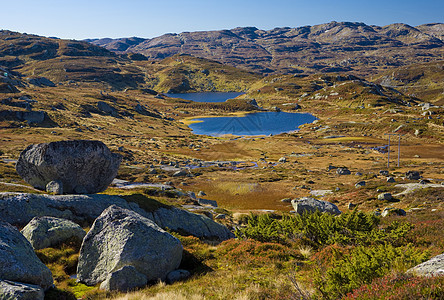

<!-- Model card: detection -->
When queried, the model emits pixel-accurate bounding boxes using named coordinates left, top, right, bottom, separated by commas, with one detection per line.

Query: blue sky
left=2, top=0, right=443, bottom=39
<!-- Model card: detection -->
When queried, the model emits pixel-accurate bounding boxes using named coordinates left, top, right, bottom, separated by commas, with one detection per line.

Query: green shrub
left=313, top=244, right=430, bottom=299
left=234, top=211, right=413, bottom=248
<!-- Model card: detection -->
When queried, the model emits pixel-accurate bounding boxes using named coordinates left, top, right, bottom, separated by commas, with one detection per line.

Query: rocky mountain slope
left=86, top=22, right=444, bottom=75
left=0, top=30, right=260, bottom=93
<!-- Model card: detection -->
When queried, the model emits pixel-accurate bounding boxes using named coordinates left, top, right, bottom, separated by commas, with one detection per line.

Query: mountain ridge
left=85, top=21, right=444, bottom=75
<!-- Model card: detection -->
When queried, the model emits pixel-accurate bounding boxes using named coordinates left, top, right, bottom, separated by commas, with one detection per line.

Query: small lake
left=188, top=112, right=317, bottom=136
left=166, top=92, right=244, bottom=102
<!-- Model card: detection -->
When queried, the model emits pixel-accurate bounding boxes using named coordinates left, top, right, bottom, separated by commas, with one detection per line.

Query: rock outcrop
left=16, top=140, right=122, bottom=194
left=0, top=280, right=44, bottom=300
left=291, top=197, right=342, bottom=215
left=21, top=217, right=86, bottom=250
left=0, top=192, right=234, bottom=241
left=0, top=193, right=134, bottom=226
left=407, top=253, right=444, bottom=276
left=77, top=205, right=183, bottom=286
left=0, top=220, right=53, bottom=290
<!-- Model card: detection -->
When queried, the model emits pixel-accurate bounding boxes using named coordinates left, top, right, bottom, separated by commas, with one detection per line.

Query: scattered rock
left=407, top=253, right=444, bottom=277
left=77, top=205, right=183, bottom=286
left=45, top=180, right=63, bottom=195
left=27, top=77, right=56, bottom=87
left=381, top=207, right=406, bottom=217
left=0, top=221, right=53, bottom=290
left=97, top=101, right=118, bottom=117
left=278, top=157, right=287, bottom=163
left=0, top=193, right=138, bottom=226
left=355, top=181, right=366, bottom=188
left=16, top=140, right=122, bottom=194
left=166, top=269, right=191, bottom=284
left=214, top=214, right=226, bottom=220
left=173, top=169, right=188, bottom=177
left=21, top=217, right=86, bottom=250
left=197, top=191, right=206, bottom=197
left=291, top=197, right=341, bottom=215
left=0, top=280, right=44, bottom=300
left=406, top=170, right=421, bottom=180
left=379, top=170, right=389, bottom=176
left=99, top=265, right=148, bottom=292
left=336, top=167, right=351, bottom=175
left=280, top=198, right=292, bottom=203
left=355, top=172, right=363, bottom=176
left=0, top=192, right=234, bottom=241
left=198, top=198, right=218, bottom=208
left=386, top=177, right=396, bottom=183
left=348, top=202, right=357, bottom=210
left=378, top=193, right=393, bottom=201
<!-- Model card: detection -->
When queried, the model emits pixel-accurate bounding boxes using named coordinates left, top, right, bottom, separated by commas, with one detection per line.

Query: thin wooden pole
left=387, top=134, right=391, bottom=168
left=397, top=135, right=401, bottom=167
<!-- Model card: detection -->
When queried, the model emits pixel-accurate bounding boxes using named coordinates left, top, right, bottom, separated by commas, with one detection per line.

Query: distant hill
left=86, top=22, right=444, bottom=75
left=0, top=30, right=261, bottom=92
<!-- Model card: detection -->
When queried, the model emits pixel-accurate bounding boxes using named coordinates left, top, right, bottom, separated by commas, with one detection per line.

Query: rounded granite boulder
left=77, top=205, right=183, bottom=286
left=16, top=140, right=122, bottom=194
left=21, top=216, right=86, bottom=250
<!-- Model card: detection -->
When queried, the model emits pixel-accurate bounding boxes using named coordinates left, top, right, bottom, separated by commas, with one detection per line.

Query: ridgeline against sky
left=2, top=0, right=444, bottom=40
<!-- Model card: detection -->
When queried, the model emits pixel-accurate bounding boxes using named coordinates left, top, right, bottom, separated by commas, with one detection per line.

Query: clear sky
left=2, top=0, right=443, bottom=40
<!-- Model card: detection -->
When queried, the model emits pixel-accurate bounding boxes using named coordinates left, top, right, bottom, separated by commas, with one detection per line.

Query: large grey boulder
left=16, top=140, right=122, bottom=194
left=0, top=221, right=53, bottom=290
left=151, top=207, right=234, bottom=240
left=291, top=197, right=342, bottom=215
left=21, top=217, right=86, bottom=250
left=0, top=280, right=44, bottom=300
left=99, top=265, right=147, bottom=292
left=0, top=193, right=234, bottom=241
left=77, top=205, right=183, bottom=286
left=407, top=253, right=444, bottom=276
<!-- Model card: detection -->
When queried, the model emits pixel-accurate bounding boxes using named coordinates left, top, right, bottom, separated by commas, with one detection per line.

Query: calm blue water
left=166, top=92, right=244, bottom=102
left=189, top=112, right=317, bottom=136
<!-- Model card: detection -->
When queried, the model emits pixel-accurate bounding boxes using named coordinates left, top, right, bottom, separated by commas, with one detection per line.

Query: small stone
left=278, top=157, right=287, bottom=163
left=379, top=170, right=389, bottom=176
left=166, top=269, right=191, bottom=284
left=173, top=169, right=188, bottom=177
left=381, top=207, right=406, bottom=217
left=378, top=193, right=393, bottom=201
left=355, top=181, right=366, bottom=188
left=386, top=177, right=396, bottom=183
left=198, top=198, right=218, bottom=208
left=45, top=180, right=63, bottom=195
left=348, top=202, right=357, bottom=210
left=280, top=198, right=292, bottom=203
left=336, top=167, right=351, bottom=175
left=214, top=214, right=226, bottom=220
left=197, top=191, right=206, bottom=197
left=406, top=170, right=421, bottom=180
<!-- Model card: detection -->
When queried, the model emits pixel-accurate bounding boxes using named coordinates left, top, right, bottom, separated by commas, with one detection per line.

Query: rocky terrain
left=87, top=22, right=444, bottom=75
left=0, top=27, right=443, bottom=299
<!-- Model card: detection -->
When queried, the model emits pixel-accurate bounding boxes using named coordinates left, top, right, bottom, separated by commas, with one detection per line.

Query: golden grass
left=180, top=111, right=250, bottom=126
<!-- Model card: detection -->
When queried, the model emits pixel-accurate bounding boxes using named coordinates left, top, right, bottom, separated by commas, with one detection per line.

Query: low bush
left=312, top=244, right=430, bottom=299
left=343, top=273, right=444, bottom=300
left=234, top=210, right=413, bottom=248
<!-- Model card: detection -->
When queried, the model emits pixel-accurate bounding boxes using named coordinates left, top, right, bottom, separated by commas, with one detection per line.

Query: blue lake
left=166, top=92, right=244, bottom=102
left=188, top=112, right=317, bottom=136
